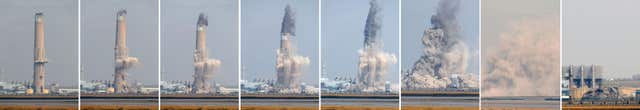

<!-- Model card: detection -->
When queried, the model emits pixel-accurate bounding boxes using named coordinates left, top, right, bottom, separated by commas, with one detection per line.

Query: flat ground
left=242, top=106, right=317, bottom=110
left=81, top=105, right=158, bottom=110
left=563, top=105, right=640, bottom=110
left=321, top=106, right=398, bottom=110
left=0, top=105, right=77, bottom=110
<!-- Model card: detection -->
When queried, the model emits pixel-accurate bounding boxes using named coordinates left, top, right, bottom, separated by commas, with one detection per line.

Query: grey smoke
left=280, top=5, right=295, bottom=36
left=402, top=0, right=476, bottom=89
left=356, top=0, right=397, bottom=92
left=197, top=13, right=208, bottom=26
left=192, top=13, right=221, bottom=94
left=275, top=4, right=309, bottom=92
left=363, top=0, right=381, bottom=47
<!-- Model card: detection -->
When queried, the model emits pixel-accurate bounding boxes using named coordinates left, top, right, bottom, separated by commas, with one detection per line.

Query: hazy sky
left=482, top=0, right=559, bottom=48
left=161, top=0, right=238, bottom=87
left=401, top=0, right=479, bottom=74
left=322, top=0, right=399, bottom=84
left=0, top=0, right=78, bottom=87
left=564, top=0, right=640, bottom=78
left=81, top=0, right=158, bottom=85
left=242, top=0, right=319, bottom=86
left=481, top=0, right=560, bottom=97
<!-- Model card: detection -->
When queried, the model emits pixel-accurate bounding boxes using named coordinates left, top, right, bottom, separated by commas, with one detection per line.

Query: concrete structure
left=562, top=64, right=604, bottom=100
left=241, top=79, right=317, bottom=94
left=191, top=13, right=221, bottom=94
left=275, top=5, right=309, bottom=89
left=32, top=12, right=48, bottom=94
left=633, top=74, right=640, bottom=80
left=636, top=90, right=640, bottom=101
left=113, top=10, right=138, bottom=93
left=356, top=0, right=396, bottom=92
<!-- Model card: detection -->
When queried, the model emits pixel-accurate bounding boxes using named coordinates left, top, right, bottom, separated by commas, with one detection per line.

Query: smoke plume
left=281, top=5, right=295, bottom=36
left=114, top=10, right=138, bottom=93
left=192, top=13, right=222, bottom=94
left=363, top=0, right=381, bottom=47
left=482, top=17, right=560, bottom=97
left=357, top=0, right=397, bottom=92
left=192, top=59, right=221, bottom=93
left=276, top=4, right=310, bottom=91
left=402, top=0, right=476, bottom=89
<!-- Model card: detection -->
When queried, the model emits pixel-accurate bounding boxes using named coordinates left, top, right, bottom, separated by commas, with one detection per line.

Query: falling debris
left=356, top=0, right=397, bottom=92
left=275, top=5, right=310, bottom=91
left=113, top=10, right=139, bottom=93
left=402, top=0, right=477, bottom=89
left=192, top=13, right=222, bottom=94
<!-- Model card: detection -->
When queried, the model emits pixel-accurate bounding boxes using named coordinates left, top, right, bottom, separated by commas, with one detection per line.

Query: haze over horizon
left=563, top=0, right=640, bottom=79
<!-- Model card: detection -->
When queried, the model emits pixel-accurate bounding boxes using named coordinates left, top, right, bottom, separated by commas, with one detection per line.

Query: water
left=482, top=96, right=560, bottom=109
left=81, top=99, right=158, bottom=106
left=242, top=99, right=318, bottom=107
left=0, top=99, right=77, bottom=106
left=162, top=99, right=238, bottom=106
left=402, top=96, right=478, bottom=107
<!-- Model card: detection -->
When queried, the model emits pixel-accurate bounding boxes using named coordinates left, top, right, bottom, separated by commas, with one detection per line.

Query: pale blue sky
left=401, top=0, right=479, bottom=75
left=322, top=0, right=399, bottom=83
left=81, top=0, right=158, bottom=85
left=242, top=0, right=319, bottom=86
left=161, top=0, right=238, bottom=87
left=564, top=0, right=640, bottom=78
left=0, top=0, right=78, bottom=87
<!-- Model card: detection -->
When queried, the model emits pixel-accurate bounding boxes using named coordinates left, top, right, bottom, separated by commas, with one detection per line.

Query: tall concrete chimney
left=275, top=5, right=309, bottom=90
left=279, top=5, right=294, bottom=56
left=113, top=10, right=137, bottom=93
left=276, top=5, right=295, bottom=88
left=192, top=13, right=212, bottom=93
left=580, top=65, right=584, bottom=89
left=32, top=12, right=47, bottom=94
left=591, top=64, right=596, bottom=89
left=568, top=65, right=573, bottom=88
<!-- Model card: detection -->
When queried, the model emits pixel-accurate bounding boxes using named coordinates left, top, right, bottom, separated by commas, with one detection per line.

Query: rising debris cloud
left=192, top=13, right=222, bottom=94
left=402, top=0, right=477, bottom=89
left=276, top=4, right=310, bottom=92
left=482, top=17, right=560, bottom=97
left=357, top=0, right=397, bottom=92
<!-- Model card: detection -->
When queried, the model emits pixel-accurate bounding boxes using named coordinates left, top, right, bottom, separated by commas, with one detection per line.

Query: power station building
left=562, top=64, right=604, bottom=100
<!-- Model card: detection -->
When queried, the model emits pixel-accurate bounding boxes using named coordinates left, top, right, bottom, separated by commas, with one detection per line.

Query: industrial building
left=240, top=78, right=318, bottom=94
left=562, top=64, right=604, bottom=100
left=320, top=72, right=394, bottom=94
left=0, top=80, right=76, bottom=95
left=161, top=80, right=237, bottom=94
left=81, top=80, right=157, bottom=94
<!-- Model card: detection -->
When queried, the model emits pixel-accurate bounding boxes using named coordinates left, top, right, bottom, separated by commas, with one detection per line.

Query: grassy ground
left=0, top=105, right=77, bottom=110
left=402, top=106, right=477, bottom=110
left=481, top=107, right=554, bottom=110
left=563, top=105, right=640, bottom=110
left=242, top=106, right=317, bottom=110
left=321, top=106, right=398, bottom=110
left=161, top=105, right=238, bottom=110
